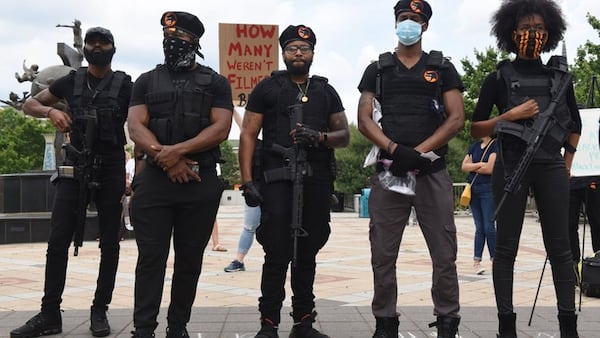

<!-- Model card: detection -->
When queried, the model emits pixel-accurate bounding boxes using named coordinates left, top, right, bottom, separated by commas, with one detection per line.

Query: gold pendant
left=301, top=96, right=308, bottom=103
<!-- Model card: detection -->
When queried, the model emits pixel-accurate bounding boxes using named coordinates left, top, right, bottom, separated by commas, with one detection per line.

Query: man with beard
left=239, top=24, right=349, bottom=338
left=13, top=27, right=132, bottom=338
left=127, top=11, right=233, bottom=338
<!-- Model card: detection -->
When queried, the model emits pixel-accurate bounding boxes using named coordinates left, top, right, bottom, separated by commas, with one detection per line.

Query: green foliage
left=219, top=140, right=240, bottom=187
left=571, top=13, right=600, bottom=107
left=0, top=107, right=54, bottom=174
left=334, top=124, right=375, bottom=194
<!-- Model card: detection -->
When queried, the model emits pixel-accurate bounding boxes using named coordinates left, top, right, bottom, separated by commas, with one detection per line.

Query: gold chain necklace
left=296, top=79, right=310, bottom=103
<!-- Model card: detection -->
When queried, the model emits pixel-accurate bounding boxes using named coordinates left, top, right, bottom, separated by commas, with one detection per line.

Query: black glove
left=241, top=181, right=263, bottom=207
left=389, top=144, right=428, bottom=176
left=294, top=126, right=321, bottom=147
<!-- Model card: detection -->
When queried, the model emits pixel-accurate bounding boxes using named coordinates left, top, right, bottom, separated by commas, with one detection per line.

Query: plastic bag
left=363, top=98, right=383, bottom=167
left=377, top=159, right=416, bottom=195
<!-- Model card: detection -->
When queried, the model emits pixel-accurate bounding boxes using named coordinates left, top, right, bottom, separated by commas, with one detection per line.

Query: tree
left=0, top=107, right=54, bottom=174
left=571, top=13, right=600, bottom=107
left=219, top=140, right=240, bottom=188
left=334, top=124, right=375, bottom=195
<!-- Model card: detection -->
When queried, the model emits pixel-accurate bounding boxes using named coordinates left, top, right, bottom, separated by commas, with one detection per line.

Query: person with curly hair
left=470, top=0, right=582, bottom=337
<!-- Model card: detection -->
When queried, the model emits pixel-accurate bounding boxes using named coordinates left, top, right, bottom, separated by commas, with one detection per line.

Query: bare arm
left=239, top=111, right=263, bottom=183
left=324, top=111, right=349, bottom=148
left=414, top=88, right=464, bottom=153
left=357, top=91, right=392, bottom=150
left=564, top=133, right=580, bottom=176
left=22, top=89, right=72, bottom=133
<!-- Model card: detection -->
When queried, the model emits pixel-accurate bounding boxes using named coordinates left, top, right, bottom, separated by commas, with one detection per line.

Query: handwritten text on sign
left=219, top=23, right=279, bottom=104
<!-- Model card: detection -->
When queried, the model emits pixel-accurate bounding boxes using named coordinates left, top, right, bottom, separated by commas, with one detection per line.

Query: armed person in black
left=127, top=11, right=233, bottom=338
left=239, top=24, right=349, bottom=338
left=470, top=0, right=582, bottom=336
left=13, top=27, right=132, bottom=338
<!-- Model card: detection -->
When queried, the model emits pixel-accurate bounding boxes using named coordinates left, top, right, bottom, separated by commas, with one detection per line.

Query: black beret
left=394, top=0, right=432, bottom=22
left=279, top=24, right=316, bottom=49
left=84, top=27, right=114, bottom=45
left=161, top=11, right=204, bottom=38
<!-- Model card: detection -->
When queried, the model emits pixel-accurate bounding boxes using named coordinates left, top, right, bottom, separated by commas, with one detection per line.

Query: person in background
left=461, top=136, right=497, bottom=275
left=470, top=0, right=582, bottom=336
left=224, top=205, right=261, bottom=272
left=127, top=11, right=233, bottom=337
left=12, top=27, right=132, bottom=338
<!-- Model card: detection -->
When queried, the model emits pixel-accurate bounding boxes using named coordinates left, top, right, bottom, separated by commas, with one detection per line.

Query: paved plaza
left=1, top=205, right=598, bottom=337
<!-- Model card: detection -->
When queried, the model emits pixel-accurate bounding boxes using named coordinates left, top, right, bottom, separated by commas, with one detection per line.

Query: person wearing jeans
left=224, top=205, right=261, bottom=272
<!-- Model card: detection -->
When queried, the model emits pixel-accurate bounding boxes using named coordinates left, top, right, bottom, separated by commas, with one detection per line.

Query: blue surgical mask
left=395, top=19, right=423, bottom=46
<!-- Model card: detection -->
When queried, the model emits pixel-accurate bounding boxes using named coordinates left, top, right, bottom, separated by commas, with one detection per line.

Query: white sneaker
left=474, top=262, right=485, bottom=275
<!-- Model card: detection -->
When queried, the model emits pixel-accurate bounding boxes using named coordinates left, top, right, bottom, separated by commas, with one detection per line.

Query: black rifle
left=63, top=111, right=101, bottom=256
left=492, top=72, right=573, bottom=220
left=263, top=104, right=311, bottom=266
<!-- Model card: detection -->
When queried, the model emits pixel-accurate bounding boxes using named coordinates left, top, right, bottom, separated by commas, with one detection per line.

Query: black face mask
left=83, top=47, right=115, bottom=66
left=163, top=37, right=197, bottom=71
left=284, top=58, right=312, bottom=76
left=513, top=29, right=548, bottom=59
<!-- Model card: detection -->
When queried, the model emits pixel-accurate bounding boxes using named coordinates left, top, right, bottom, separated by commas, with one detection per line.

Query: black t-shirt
left=472, top=58, right=581, bottom=134
left=49, top=68, right=133, bottom=155
left=357, top=51, right=464, bottom=94
left=247, top=72, right=344, bottom=183
left=130, top=64, right=233, bottom=111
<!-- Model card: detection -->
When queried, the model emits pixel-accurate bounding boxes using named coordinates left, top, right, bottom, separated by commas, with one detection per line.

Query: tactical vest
left=70, top=67, right=127, bottom=150
left=145, top=64, right=220, bottom=166
left=497, top=56, right=573, bottom=160
left=377, top=51, right=448, bottom=157
left=261, top=70, right=332, bottom=169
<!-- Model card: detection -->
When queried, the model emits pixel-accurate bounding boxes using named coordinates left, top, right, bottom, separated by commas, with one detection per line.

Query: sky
left=1, top=0, right=600, bottom=138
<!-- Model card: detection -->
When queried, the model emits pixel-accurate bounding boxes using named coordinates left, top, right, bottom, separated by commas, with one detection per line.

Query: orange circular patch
left=297, top=27, right=311, bottom=40
left=423, top=70, right=439, bottom=83
left=410, top=0, right=423, bottom=13
left=163, top=12, right=177, bottom=28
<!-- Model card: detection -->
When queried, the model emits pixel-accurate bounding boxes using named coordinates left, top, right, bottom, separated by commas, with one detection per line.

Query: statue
left=15, top=60, right=39, bottom=83
left=0, top=91, right=30, bottom=110
left=56, top=19, right=83, bottom=56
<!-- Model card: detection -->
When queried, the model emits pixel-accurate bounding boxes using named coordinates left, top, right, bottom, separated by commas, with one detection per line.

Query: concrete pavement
left=0, top=205, right=598, bottom=337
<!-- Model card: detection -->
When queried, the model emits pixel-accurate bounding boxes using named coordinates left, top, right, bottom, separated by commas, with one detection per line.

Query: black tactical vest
left=377, top=51, right=448, bottom=157
left=497, top=56, right=573, bottom=161
left=70, top=68, right=127, bottom=150
left=261, top=70, right=332, bottom=169
left=145, top=64, right=220, bottom=165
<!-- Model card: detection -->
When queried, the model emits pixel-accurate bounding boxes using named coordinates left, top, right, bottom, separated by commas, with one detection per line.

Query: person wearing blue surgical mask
left=357, top=0, right=465, bottom=337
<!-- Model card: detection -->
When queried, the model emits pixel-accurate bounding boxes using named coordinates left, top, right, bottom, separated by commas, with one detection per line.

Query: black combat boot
left=130, top=331, right=155, bottom=338
left=428, top=316, right=460, bottom=338
left=255, top=318, right=279, bottom=338
left=10, top=311, right=62, bottom=338
left=558, top=312, right=579, bottom=338
left=90, top=305, right=111, bottom=337
left=497, top=312, right=517, bottom=338
left=372, top=316, right=399, bottom=338
left=166, top=325, right=189, bottom=338
left=289, top=311, right=329, bottom=338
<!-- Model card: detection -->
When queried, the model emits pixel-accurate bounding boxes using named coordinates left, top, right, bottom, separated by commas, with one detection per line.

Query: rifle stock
left=492, top=73, right=573, bottom=220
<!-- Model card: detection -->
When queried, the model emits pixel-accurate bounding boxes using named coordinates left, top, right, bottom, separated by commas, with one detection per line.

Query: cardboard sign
left=571, top=108, right=600, bottom=177
left=219, top=23, right=279, bottom=105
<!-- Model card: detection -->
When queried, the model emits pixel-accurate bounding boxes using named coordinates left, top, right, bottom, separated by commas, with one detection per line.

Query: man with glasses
left=127, top=11, right=233, bottom=338
left=239, top=24, right=349, bottom=338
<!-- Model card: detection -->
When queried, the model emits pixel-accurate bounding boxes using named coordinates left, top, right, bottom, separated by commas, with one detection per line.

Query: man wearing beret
left=357, top=0, right=464, bottom=337
left=239, top=24, right=349, bottom=338
left=12, top=27, right=132, bottom=338
left=127, top=11, right=233, bottom=338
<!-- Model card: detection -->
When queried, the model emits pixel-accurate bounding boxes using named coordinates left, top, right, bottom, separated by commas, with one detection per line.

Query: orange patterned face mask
left=513, top=29, right=548, bottom=59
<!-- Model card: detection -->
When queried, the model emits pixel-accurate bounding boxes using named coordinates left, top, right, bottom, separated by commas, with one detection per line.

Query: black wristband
left=564, top=142, right=577, bottom=154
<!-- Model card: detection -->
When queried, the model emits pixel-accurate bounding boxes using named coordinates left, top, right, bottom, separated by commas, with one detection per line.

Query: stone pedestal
left=42, top=133, right=56, bottom=171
